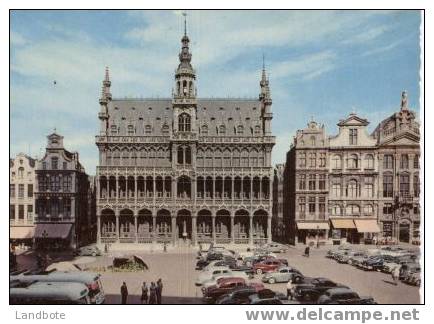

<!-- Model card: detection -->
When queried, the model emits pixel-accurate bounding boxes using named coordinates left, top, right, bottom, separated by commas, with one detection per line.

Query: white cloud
left=341, top=25, right=390, bottom=45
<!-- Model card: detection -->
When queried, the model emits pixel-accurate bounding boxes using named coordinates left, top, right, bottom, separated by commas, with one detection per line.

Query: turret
left=259, top=56, right=273, bottom=135
left=98, top=67, right=111, bottom=135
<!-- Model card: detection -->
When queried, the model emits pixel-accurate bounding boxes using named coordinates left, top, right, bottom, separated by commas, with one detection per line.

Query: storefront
left=10, top=226, right=34, bottom=248
left=295, top=221, right=329, bottom=245
left=329, top=218, right=358, bottom=244
left=34, top=223, right=74, bottom=250
left=353, top=219, right=381, bottom=244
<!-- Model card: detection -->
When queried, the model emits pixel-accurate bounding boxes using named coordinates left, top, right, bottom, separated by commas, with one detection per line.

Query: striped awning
left=354, top=219, right=381, bottom=233
left=330, top=218, right=356, bottom=229
left=34, top=223, right=72, bottom=239
left=297, top=222, right=330, bottom=230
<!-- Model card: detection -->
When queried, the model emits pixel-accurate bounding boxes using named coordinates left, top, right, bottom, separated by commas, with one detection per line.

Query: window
left=309, top=153, right=316, bottom=168
left=10, top=184, right=15, bottom=198
left=219, top=125, right=226, bottom=135
left=347, top=180, right=358, bottom=197
left=332, top=155, right=341, bottom=169
left=365, top=154, right=374, bottom=169
left=319, top=153, right=326, bottom=167
left=318, top=174, right=326, bottom=190
left=178, top=113, right=191, bottom=132
left=383, top=203, right=393, bottom=214
left=349, top=129, right=358, bottom=145
left=27, top=205, right=33, bottom=218
left=111, top=125, right=117, bottom=134
left=399, top=174, right=410, bottom=196
left=331, top=205, right=341, bottom=216
left=236, top=125, right=244, bottom=135
left=346, top=204, right=360, bottom=215
left=299, top=153, right=306, bottom=168
left=42, top=162, right=47, bottom=170
left=10, top=205, right=15, bottom=220
left=63, top=175, right=72, bottom=192
left=18, top=205, right=24, bottom=219
left=145, top=125, right=152, bottom=134
left=18, top=167, right=24, bottom=178
left=18, top=184, right=24, bottom=198
left=383, top=174, right=393, bottom=197
left=27, top=184, right=33, bottom=197
left=308, top=174, right=316, bottom=190
left=414, top=155, right=419, bottom=169
left=254, top=125, right=261, bottom=135
left=400, top=154, right=409, bottom=169
left=299, top=175, right=306, bottom=190
left=308, top=197, right=316, bottom=213
left=332, top=183, right=341, bottom=197
left=310, top=136, right=316, bottom=146
left=319, top=197, right=326, bottom=216
left=298, top=197, right=306, bottom=213
left=383, top=155, right=394, bottom=169
left=185, top=147, right=192, bottom=165
left=348, top=154, right=358, bottom=169
left=162, top=124, right=169, bottom=134
left=413, top=174, right=420, bottom=198
left=413, top=205, right=420, bottom=215
left=364, top=204, right=373, bottom=215
left=50, top=175, right=61, bottom=192
left=51, top=157, right=58, bottom=170
left=364, top=177, right=374, bottom=197
left=128, top=125, right=134, bottom=135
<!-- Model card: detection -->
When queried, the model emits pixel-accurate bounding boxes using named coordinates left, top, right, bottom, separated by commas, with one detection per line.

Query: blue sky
left=10, top=10, right=422, bottom=174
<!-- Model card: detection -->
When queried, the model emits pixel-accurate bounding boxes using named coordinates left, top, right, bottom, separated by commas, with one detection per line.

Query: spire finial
left=262, top=53, right=265, bottom=71
left=183, top=11, right=187, bottom=36
left=105, top=66, right=110, bottom=82
left=401, top=90, right=408, bottom=110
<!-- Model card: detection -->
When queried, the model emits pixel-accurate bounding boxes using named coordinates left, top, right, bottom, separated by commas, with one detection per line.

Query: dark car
left=360, top=255, right=397, bottom=271
left=399, top=263, right=421, bottom=280
left=248, top=289, right=284, bottom=305
left=293, top=278, right=348, bottom=302
left=317, top=288, right=376, bottom=304
left=215, top=286, right=258, bottom=304
left=195, top=259, right=210, bottom=270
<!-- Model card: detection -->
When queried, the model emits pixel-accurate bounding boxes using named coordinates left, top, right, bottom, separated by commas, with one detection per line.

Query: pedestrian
left=156, top=278, right=163, bottom=304
left=140, top=282, right=148, bottom=304
left=392, top=266, right=401, bottom=285
left=149, top=282, right=157, bottom=304
left=163, top=242, right=167, bottom=253
left=304, top=246, right=310, bottom=257
left=121, top=282, right=128, bottom=304
left=286, top=279, right=293, bottom=300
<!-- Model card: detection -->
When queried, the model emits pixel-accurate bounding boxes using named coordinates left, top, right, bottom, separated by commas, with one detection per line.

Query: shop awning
left=297, top=222, right=330, bottom=230
left=354, top=219, right=381, bottom=233
left=10, top=227, right=34, bottom=239
left=34, top=223, right=72, bottom=239
left=330, top=218, right=356, bottom=229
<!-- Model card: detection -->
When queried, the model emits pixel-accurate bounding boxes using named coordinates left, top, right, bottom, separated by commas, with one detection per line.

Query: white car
left=195, top=267, right=232, bottom=286
left=202, top=261, right=230, bottom=272
left=201, top=271, right=250, bottom=289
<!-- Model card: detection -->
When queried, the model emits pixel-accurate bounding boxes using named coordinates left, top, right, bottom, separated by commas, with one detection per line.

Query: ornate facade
left=283, top=92, right=420, bottom=245
left=95, top=26, right=275, bottom=246
left=34, top=133, right=94, bottom=249
left=10, top=153, right=36, bottom=246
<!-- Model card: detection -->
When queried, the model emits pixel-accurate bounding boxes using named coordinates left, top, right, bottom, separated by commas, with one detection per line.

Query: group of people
left=120, top=279, right=164, bottom=304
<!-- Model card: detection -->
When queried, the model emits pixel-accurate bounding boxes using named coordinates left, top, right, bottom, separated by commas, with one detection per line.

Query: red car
left=253, top=259, right=283, bottom=275
left=203, top=277, right=247, bottom=303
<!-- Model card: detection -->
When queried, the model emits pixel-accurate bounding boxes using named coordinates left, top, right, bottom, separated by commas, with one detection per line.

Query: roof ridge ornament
left=401, top=90, right=408, bottom=110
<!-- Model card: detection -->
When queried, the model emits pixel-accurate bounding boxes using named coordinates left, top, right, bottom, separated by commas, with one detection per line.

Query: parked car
left=317, top=288, right=376, bottom=304
left=195, top=267, right=231, bottom=286
left=402, top=271, right=421, bottom=286
left=293, top=278, right=348, bottom=302
left=336, top=251, right=365, bottom=264
left=253, top=259, right=284, bottom=275
left=359, top=255, right=397, bottom=271
left=326, top=246, right=352, bottom=259
left=261, top=266, right=303, bottom=284
left=399, top=263, right=421, bottom=280
left=202, top=277, right=247, bottom=303
left=215, top=286, right=258, bottom=304
left=248, top=289, right=285, bottom=305
left=74, top=245, right=102, bottom=257
left=260, top=243, right=289, bottom=253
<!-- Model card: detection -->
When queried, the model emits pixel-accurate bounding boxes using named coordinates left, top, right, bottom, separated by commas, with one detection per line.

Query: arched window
left=127, top=125, right=134, bottom=135
left=185, top=146, right=192, bottom=165
left=348, top=154, right=358, bottom=169
left=346, top=204, right=360, bottom=215
left=365, top=154, right=374, bottom=169
left=219, top=125, right=226, bottom=135
left=201, top=125, right=208, bottom=135
left=145, top=125, right=152, bottom=134
left=111, top=124, right=118, bottom=135
left=182, top=80, right=188, bottom=95
left=177, top=147, right=184, bottom=164
left=254, top=125, right=261, bottom=135
left=364, top=204, right=374, bottom=215
left=237, top=125, right=244, bottom=135
left=400, top=154, right=409, bottom=169
left=162, top=124, right=169, bottom=134
left=178, top=113, right=191, bottom=132
left=18, top=167, right=24, bottom=178
left=310, top=136, right=316, bottom=146
left=347, top=180, right=358, bottom=198
left=332, top=155, right=342, bottom=169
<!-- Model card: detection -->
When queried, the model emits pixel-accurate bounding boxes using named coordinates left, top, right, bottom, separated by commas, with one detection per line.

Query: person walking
left=140, top=282, right=149, bottom=304
left=392, top=266, right=401, bottom=285
left=304, top=246, right=310, bottom=257
left=286, top=279, right=293, bottom=300
left=156, top=278, right=163, bottom=304
left=149, top=282, right=157, bottom=304
left=121, top=282, right=128, bottom=304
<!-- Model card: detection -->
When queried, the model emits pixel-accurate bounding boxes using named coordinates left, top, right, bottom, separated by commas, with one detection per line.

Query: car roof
left=217, top=277, right=245, bottom=284
left=326, top=287, right=355, bottom=295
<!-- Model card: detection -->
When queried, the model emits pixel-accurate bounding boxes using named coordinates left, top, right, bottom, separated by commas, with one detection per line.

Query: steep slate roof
left=108, top=98, right=263, bottom=136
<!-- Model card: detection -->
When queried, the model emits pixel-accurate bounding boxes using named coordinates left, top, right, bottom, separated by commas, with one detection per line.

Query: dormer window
left=51, top=157, right=58, bottom=170
left=110, top=125, right=118, bottom=135
left=349, top=129, right=358, bottom=145
left=178, top=113, right=191, bottom=132
left=254, top=125, right=261, bottom=135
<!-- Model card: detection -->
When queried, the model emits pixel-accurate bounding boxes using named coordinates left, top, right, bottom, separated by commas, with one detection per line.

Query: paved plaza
left=16, top=245, right=421, bottom=304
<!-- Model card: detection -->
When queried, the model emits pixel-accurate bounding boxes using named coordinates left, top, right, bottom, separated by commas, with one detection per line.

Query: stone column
left=97, top=214, right=101, bottom=244
left=231, top=177, right=234, bottom=203
left=153, top=175, right=156, bottom=204
left=267, top=216, right=272, bottom=243
left=212, top=216, right=216, bottom=244
left=249, top=216, right=253, bottom=246
left=259, top=178, right=262, bottom=203
left=171, top=216, right=177, bottom=246
left=192, top=216, right=197, bottom=246
left=134, top=215, right=138, bottom=243
left=152, top=215, right=157, bottom=244
left=230, top=215, right=235, bottom=244
left=116, top=176, right=119, bottom=202
left=115, top=210, right=120, bottom=243
left=134, top=176, right=138, bottom=204
left=106, top=177, right=109, bottom=199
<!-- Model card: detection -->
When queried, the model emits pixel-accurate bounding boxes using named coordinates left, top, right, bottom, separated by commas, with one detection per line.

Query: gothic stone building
left=95, top=29, right=275, bottom=246
left=283, top=92, right=420, bottom=245
left=10, top=153, right=36, bottom=247
left=34, top=133, right=94, bottom=249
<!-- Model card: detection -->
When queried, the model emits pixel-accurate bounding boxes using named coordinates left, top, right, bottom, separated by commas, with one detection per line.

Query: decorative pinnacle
left=183, top=11, right=187, bottom=36
left=105, top=66, right=110, bottom=82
